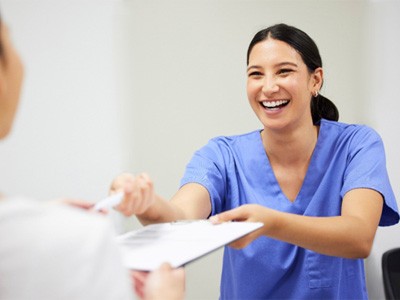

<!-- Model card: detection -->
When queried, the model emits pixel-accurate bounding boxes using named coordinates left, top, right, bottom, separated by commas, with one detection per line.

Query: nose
left=261, top=76, right=279, bottom=96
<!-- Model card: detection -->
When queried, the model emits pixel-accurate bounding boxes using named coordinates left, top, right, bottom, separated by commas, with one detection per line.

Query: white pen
left=93, top=192, right=124, bottom=211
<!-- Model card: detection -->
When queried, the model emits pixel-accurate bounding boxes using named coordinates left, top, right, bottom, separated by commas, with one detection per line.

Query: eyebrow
left=247, top=62, right=298, bottom=72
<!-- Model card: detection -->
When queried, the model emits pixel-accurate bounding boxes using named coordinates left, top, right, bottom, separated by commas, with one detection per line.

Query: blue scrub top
left=180, top=119, right=399, bottom=300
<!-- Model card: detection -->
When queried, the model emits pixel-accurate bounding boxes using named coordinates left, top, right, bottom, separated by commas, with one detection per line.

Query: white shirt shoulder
left=0, top=197, right=134, bottom=300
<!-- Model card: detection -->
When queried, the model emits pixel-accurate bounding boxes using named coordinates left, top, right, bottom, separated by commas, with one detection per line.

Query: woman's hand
left=131, top=263, right=185, bottom=300
left=109, top=172, right=156, bottom=217
left=210, top=204, right=270, bottom=249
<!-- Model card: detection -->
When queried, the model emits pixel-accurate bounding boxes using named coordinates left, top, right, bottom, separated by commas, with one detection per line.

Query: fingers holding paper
left=131, top=269, right=148, bottom=299
left=131, top=263, right=185, bottom=300
left=110, top=172, right=156, bottom=217
left=210, top=204, right=269, bottom=249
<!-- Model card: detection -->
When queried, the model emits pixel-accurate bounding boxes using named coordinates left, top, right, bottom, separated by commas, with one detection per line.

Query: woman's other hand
left=110, top=172, right=156, bottom=217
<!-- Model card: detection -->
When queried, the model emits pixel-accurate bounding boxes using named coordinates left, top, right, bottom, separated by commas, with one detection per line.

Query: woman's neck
left=261, top=123, right=319, bottom=167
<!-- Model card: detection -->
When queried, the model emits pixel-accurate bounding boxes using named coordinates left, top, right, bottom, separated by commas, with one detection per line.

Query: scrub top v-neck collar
left=254, top=121, right=326, bottom=213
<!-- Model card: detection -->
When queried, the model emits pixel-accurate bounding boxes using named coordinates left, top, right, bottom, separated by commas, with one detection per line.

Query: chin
left=260, top=118, right=288, bottom=130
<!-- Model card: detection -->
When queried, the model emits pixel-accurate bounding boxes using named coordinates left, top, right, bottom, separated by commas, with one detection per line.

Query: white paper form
left=116, top=220, right=263, bottom=271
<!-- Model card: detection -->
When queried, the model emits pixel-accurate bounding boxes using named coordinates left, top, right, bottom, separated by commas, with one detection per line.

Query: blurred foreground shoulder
left=0, top=197, right=134, bottom=300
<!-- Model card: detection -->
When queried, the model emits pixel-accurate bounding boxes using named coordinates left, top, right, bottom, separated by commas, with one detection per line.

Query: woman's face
left=246, top=38, right=321, bottom=133
left=0, top=23, right=24, bottom=139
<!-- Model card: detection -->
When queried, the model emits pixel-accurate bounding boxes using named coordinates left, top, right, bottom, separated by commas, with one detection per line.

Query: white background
left=1, top=1, right=399, bottom=299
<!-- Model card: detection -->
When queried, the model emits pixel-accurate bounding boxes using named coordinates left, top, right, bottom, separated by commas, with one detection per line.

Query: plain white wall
left=0, top=0, right=124, bottom=203
left=0, top=0, right=398, bottom=299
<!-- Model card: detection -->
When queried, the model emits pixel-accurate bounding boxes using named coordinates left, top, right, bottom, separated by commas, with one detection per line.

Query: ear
left=311, top=67, right=323, bottom=91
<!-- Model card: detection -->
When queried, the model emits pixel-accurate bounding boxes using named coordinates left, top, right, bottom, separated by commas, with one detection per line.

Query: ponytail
left=311, top=94, right=339, bottom=124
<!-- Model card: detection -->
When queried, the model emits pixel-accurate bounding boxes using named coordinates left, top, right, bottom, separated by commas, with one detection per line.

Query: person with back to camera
left=112, top=23, right=399, bottom=299
left=0, top=12, right=185, bottom=300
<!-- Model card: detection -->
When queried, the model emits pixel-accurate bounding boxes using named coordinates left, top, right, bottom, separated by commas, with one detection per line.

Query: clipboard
left=116, top=220, right=263, bottom=271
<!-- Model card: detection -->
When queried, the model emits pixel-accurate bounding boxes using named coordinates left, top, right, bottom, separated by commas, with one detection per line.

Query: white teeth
left=262, top=100, right=289, bottom=108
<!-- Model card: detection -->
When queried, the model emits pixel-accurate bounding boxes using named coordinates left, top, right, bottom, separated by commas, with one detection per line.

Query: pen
left=93, top=192, right=124, bottom=211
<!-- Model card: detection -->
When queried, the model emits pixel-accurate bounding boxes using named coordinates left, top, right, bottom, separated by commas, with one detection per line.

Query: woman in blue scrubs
left=113, top=24, right=399, bottom=299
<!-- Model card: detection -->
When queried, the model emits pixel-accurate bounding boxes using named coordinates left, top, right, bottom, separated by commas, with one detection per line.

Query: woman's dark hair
left=247, top=23, right=339, bottom=124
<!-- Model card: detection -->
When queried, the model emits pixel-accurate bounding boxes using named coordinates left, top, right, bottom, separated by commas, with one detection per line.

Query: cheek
left=283, top=76, right=300, bottom=91
left=286, top=78, right=309, bottom=100
left=246, top=81, right=258, bottom=100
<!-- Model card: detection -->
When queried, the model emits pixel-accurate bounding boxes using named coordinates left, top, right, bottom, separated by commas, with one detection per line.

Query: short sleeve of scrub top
left=339, top=124, right=398, bottom=225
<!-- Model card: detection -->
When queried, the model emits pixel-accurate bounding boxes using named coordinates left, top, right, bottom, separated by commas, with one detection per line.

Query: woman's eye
left=278, top=68, right=293, bottom=75
left=248, top=71, right=262, bottom=77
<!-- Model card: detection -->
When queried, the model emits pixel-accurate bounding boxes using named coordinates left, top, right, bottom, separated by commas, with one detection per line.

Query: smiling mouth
left=261, top=100, right=290, bottom=110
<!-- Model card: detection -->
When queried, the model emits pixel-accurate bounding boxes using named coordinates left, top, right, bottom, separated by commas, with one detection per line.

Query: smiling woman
left=109, top=23, right=399, bottom=299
